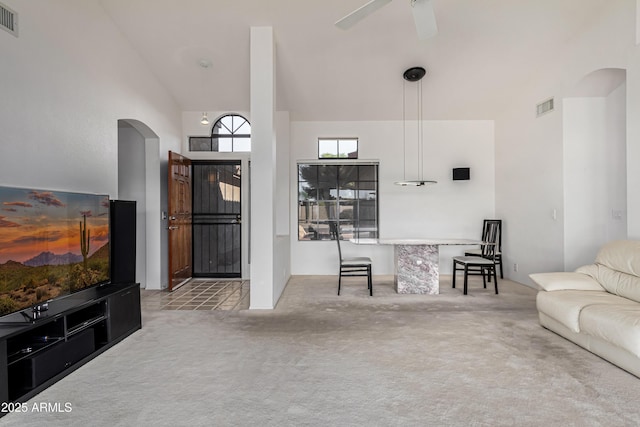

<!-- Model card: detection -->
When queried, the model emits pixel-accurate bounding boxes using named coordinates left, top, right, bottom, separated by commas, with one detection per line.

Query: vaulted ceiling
left=99, top=0, right=612, bottom=121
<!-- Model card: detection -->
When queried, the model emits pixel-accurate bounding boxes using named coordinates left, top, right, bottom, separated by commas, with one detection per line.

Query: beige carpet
left=2, top=275, right=639, bottom=426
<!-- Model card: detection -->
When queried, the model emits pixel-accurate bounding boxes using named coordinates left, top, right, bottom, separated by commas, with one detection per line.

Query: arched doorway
left=117, top=119, right=162, bottom=290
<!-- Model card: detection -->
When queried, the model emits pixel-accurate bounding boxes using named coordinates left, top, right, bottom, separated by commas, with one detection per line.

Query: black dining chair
left=452, top=220, right=499, bottom=295
left=465, top=219, right=503, bottom=279
left=329, top=222, right=373, bottom=296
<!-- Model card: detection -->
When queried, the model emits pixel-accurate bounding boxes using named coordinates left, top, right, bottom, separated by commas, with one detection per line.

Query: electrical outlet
left=513, top=263, right=518, bottom=272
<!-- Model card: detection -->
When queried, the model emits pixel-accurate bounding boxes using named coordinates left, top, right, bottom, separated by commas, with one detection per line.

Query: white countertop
left=350, top=238, right=483, bottom=245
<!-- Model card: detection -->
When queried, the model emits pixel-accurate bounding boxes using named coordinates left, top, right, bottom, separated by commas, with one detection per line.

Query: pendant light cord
left=417, top=79, right=420, bottom=181
left=397, top=66, right=432, bottom=186
left=419, top=78, right=423, bottom=181
left=403, top=78, right=422, bottom=182
left=403, top=79, right=406, bottom=182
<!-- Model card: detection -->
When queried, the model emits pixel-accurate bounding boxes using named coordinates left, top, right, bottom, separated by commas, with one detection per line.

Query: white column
left=250, top=27, right=276, bottom=308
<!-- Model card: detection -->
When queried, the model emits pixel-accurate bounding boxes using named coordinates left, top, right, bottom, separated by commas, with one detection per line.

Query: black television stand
left=0, top=282, right=141, bottom=411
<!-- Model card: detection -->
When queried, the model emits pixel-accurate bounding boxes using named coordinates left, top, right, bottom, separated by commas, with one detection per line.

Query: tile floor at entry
left=142, top=279, right=250, bottom=311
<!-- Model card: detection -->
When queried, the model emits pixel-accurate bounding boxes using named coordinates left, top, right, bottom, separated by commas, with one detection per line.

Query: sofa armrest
left=529, top=272, right=605, bottom=292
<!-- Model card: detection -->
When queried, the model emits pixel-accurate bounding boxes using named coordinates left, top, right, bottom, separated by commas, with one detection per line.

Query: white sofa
left=530, top=240, right=640, bottom=378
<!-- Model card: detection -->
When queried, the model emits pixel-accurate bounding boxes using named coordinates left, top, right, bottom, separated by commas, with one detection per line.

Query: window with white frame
left=318, top=138, right=358, bottom=159
left=189, top=114, right=251, bottom=152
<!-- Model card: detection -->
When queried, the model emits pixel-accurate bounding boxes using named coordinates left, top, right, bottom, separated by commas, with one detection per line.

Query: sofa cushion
left=530, top=272, right=604, bottom=292
left=580, top=304, right=640, bottom=358
left=577, top=263, right=640, bottom=303
left=595, top=240, right=640, bottom=277
left=536, top=290, right=634, bottom=333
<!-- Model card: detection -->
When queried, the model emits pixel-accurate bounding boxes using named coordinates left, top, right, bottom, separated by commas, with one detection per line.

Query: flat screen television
left=0, top=186, right=110, bottom=319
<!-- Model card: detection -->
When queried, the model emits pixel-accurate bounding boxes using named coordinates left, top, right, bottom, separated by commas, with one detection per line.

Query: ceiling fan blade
left=335, top=0, right=393, bottom=30
left=411, top=0, right=438, bottom=40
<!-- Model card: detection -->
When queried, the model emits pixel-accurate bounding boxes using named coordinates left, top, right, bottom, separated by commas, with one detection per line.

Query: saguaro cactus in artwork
left=80, top=214, right=90, bottom=270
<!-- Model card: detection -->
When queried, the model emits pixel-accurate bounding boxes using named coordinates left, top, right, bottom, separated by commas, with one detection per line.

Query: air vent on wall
left=536, top=97, right=554, bottom=117
left=0, top=2, right=18, bottom=37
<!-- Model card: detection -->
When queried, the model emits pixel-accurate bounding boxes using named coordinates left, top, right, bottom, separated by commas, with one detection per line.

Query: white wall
left=627, top=48, right=640, bottom=239
left=563, top=86, right=627, bottom=271
left=563, top=97, right=607, bottom=271
left=275, top=112, right=291, bottom=237
left=606, top=83, right=628, bottom=242
left=495, top=1, right=635, bottom=285
left=273, top=112, right=291, bottom=303
left=0, top=0, right=182, bottom=289
left=290, top=120, right=495, bottom=275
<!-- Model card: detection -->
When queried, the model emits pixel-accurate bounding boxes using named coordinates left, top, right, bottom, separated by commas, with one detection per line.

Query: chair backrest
left=481, top=220, right=500, bottom=260
left=329, top=221, right=343, bottom=262
left=482, top=219, right=502, bottom=252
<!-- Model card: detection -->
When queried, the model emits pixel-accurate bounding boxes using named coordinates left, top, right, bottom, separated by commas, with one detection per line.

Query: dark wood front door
left=168, top=151, right=192, bottom=290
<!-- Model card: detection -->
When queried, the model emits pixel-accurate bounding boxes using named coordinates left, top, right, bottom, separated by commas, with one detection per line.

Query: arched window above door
left=189, top=114, right=251, bottom=152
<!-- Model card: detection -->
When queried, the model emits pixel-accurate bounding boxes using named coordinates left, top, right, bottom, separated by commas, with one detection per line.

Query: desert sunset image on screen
left=0, top=186, right=110, bottom=316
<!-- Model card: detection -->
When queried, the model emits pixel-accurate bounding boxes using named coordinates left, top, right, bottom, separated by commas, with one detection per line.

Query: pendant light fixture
left=198, top=59, right=213, bottom=126
left=395, top=66, right=437, bottom=186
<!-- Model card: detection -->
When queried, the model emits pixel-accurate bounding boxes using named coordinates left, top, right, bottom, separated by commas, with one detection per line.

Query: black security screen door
left=192, top=161, right=241, bottom=277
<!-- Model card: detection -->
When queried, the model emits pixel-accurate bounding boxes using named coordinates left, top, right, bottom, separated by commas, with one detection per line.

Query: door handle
left=168, top=226, right=178, bottom=230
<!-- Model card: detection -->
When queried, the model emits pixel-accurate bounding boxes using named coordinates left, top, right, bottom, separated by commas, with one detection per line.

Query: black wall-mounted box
left=452, top=168, right=470, bottom=181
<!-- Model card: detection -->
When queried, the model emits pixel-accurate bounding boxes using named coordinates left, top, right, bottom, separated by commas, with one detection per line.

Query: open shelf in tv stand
left=0, top=282, right=141, bottom=410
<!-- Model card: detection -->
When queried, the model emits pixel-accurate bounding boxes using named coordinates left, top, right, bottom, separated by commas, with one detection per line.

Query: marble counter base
left=394, top=244, right=439, bottom=294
